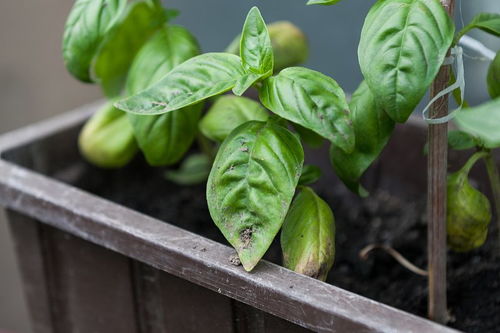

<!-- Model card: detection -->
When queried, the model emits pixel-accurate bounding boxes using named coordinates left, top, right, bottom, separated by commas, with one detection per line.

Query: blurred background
left=0, top=0, right=498, bottom=332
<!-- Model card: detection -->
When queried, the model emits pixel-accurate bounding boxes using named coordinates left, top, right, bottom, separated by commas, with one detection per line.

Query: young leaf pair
left=117, top=7, right=339, bottom=275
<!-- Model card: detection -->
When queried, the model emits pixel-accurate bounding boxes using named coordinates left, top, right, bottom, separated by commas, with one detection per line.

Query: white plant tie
left=422, top=46, right=464, bottom=125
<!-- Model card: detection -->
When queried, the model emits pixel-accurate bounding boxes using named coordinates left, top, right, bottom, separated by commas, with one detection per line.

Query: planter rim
left=0, top=101, right=458, bottom=333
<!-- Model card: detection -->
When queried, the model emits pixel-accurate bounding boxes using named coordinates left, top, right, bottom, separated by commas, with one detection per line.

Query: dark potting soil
left=60, top=154, right=500, bottom=333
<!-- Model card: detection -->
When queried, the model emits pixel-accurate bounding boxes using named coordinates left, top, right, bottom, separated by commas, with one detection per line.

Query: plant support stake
left=427, top=0, right=455, bottom=324
left=484, top=152, right=500, bottom=256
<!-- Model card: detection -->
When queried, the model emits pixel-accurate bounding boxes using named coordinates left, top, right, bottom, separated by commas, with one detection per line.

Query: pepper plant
left=63, top=0, right=500, bottom=324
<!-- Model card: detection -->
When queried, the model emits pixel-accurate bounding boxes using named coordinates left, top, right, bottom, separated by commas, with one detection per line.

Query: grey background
left=0, top=1, right=498, bottom=332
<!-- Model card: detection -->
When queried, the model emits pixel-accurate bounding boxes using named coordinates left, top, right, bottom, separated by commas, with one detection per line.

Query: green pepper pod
left=447, top=152, right=492, bottom=252
left=281, top=187, right=335, bottom=281
left=79, top=102, right=138, bottom=168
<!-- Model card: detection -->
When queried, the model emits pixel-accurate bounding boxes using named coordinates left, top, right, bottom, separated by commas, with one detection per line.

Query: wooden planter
left=0, top=101, right=466, bottom=333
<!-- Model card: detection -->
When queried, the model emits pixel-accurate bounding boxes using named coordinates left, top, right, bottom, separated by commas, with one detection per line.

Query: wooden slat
left=132, top=261, right=234, bottom=333
left=38, top=225, right=138, bottom=333
left=7, top=210, right=54, bottom=333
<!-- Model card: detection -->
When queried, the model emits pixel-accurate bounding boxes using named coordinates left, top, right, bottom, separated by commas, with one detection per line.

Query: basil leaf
left=293, top=123, right=324, bottom=148
left=164, top=153, right=211, bottom=185
left=207, top=120, right=304, bottom=271
left=62, top=0, right=126, bottom=82
left=79, top=102, right=138, bottom=168
left=298, top=165, right=322, bottom=185
left=487, top=51, right=500, bottom=99
left=128, top=104, right=202, bottom=166
left=126, top=25, right=200, bottom=95
left=358, top=0, right=455, bottom=123
left=259, top=67, right=354, bottom=153
left=330, top=81, right=395, bottom=197
left=199, top=96, right=269, bottom=142
left=454, top=98, right=500, bottom=149
left=116, top=53, right=246, bottom=115
left=93, top=0, right=168, bottom=97
left=447, top=130, right=477, bottom=151
left=225, top=21, right=308, bottom=73
left=307, top=0, right=342, bottom=5
left=281, top=186, right=335, bottom=281
left=233, top=7, right=274, bottom=96
left=126, top=25, right=202, bottom=166
left=456, top=13, right=500, bottom=42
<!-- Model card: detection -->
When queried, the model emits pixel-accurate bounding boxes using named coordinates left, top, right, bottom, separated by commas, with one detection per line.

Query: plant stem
left=427, top=0, right=455, bottom=324
left=484, top=151, right=500, bottom=256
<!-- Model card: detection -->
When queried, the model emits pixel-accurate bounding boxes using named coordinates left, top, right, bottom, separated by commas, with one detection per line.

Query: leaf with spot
left=358, top=0, right=455, bottom=123
left=207, top=120, right=304, bottom=271
left=199, top=95, right=269, bottom=142
left=259, top=67, right=354, bottom=153
left=93, top=0, right=168, bottom=97
left=116, top=53, right=245, bottom=115
left=281, top=186, right=335, bottom=281
left=330, top=81, right=394, bottom=197
left=62, top=0, right=126, bottom=82
left=125, top=25, right=202, bottom=166
left=233, top=7, right=274, bottom=96
left=456, top=12, right=500, bottom=42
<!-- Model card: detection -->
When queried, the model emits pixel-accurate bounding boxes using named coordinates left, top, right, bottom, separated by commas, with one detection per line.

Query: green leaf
left=79, top=102, right=138, bottom=168
left=281, top=186, right=335, bottom=281
left=298, top=165, right=322, bottom=185
left=199, top=96, right=269, bottom=142
left=233, top=7, right=274, bottom=96
left=93, top=0, right=168, bottom=97
left=125, top=25, right=202, bottom=166
left=358, top=0, right=455, bottom=123
left=307, top=0, right=342, bottom=5
left=259, top=67, right=354, bottom=153
left=454, top=98, right=500, bottom=149
left=447, top=130, right=477, bottom=151
left=487, top=51, right=500, bottom=99
left=164, top=154, right=211, bottom=185
left=126, top=25, right=200, bottom=95
left=293, top=123, right=324, bottom=148
left=62, top=0, right=126, bottom=82
left=128, top=104, right=202, bottom=166
left=116, top=53, right=246, bottom=115
left=225, top=21, right=308, bottom=73
left=207, top=120, right=304, bottom=271
left=456, top=13, right=500, bottom=42
left=330, top=81, right=395, bottom=197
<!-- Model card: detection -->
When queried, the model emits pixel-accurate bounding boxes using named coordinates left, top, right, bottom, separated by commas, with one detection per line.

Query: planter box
left=0, top=101, right=471, bottom=333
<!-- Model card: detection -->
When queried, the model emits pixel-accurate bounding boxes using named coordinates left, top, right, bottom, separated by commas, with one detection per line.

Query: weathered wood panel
left=8, top=210, right=139, bottom=333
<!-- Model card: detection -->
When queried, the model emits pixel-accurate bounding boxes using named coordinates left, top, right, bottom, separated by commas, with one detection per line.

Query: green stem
left=484, top=151, right=500, bottom=255
left=461, top=151, right=488, bottom=175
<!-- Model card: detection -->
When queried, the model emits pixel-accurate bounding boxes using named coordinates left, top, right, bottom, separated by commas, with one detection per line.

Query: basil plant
left=63, top=0, right=500, bottom=279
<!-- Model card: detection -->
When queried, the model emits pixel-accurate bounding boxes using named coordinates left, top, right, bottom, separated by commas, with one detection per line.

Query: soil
left=59, top=153, right=499, bottom=333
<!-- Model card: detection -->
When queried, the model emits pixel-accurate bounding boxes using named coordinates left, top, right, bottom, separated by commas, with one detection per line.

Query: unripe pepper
left=79, top=102, right=138, bottom=168
left=447, top=152, right=492, bottom=252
